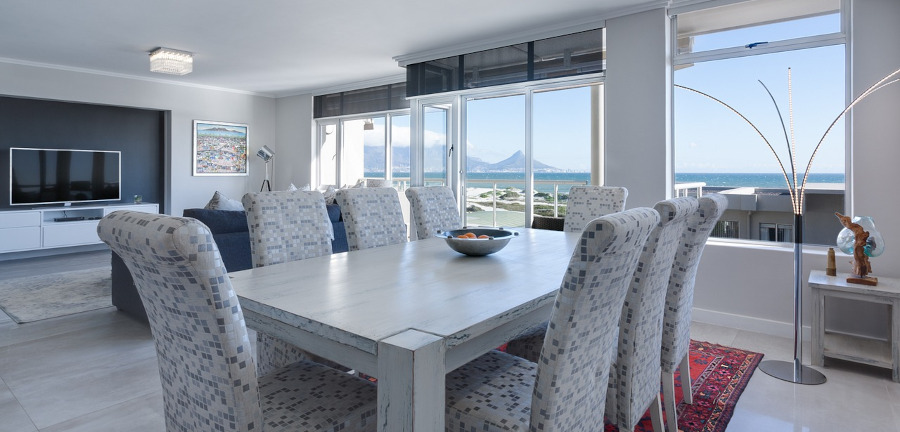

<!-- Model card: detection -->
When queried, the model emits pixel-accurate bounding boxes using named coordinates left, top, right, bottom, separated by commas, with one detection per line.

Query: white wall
left=0, top=62, right=276, bottom=216
left=604, top=8, right=672, bottom=208
left=274, top=94, right=315, bottom=189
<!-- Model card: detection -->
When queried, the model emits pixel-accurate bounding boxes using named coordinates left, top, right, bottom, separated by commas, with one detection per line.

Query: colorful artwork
left=193, top=120, right=248, bottom=176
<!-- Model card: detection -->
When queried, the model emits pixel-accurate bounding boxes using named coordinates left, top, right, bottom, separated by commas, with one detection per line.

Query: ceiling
left=0, top=0, right=659, bottom=97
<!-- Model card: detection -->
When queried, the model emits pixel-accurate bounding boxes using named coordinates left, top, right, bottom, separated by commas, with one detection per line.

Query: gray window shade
left=463, top=44, right=528, bottom=89
left=314, top=83, right=408, bottom=118
left=533, top=29, right=604, bottom=80
left=406, top=56, right=461, bottom=97
left=406, top=28, right=604, bottom=97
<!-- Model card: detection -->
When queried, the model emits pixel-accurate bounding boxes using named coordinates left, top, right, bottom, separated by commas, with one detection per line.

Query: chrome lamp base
left=759, top=359, right=826, bottom=385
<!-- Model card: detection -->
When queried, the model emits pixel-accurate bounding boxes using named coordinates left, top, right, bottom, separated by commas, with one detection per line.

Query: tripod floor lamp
left=257, top=145, right=275, bottom=192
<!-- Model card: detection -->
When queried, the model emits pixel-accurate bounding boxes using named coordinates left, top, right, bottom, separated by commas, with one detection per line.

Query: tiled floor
left=1, top=251, right=898, bottom=431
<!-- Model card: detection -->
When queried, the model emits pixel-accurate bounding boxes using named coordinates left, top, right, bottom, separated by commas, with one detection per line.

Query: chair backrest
left=242, top=190, right=334, bottom=268
left=529, top=207, right=659, bottom=432
left=97, top=211, right=261, bottom=431
left=563, top=186, right=628, bottom=232
left=405, top=186, right=461, bottom=240
left=661, top=193, right=727, bottom=372
left=335, top=187, right=408, bottom=251
left=608, top=196, right=698, bottom=430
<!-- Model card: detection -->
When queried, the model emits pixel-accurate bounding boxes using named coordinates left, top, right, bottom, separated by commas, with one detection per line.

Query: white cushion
left=204, top=191, right=245, bottom=211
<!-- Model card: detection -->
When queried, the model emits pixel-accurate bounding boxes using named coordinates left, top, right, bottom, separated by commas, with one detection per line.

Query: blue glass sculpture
left=836, top=216, right=885, bottom=258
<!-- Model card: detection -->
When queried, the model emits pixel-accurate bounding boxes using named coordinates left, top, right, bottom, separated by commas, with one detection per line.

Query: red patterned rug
left=604, top=340, right=764, bottom=432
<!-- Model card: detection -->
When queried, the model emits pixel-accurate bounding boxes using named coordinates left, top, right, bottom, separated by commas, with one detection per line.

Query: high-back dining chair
left=242, top=190, right=340, bottom=376
left=606, top=197, right=698, bottom=432
left=97, top=211, right=377, bottom=432
left=563, top=185, right=628, bottom=233
left=660, top=193, right=727, bottom=432
left=445, top=207, right=660, bottom=432
left=243, top=190, right=334, bottom=267
left=405, top=186, right=461, bottom=240
left=336, top=187, right=408, bottom=251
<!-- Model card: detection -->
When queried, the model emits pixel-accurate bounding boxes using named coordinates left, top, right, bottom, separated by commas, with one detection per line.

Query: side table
left=809, top=270, right=900, bottom=382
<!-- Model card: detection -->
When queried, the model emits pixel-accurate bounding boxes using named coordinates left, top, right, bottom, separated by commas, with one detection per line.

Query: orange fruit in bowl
left=477, top=235, right=490, bottom=239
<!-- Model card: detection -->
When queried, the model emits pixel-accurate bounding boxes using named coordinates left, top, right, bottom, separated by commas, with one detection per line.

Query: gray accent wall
left=0, top=96, right=165, bottom=210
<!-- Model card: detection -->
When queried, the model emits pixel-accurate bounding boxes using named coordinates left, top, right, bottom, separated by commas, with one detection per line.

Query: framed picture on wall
left=192, top=120, right=249, bottom=176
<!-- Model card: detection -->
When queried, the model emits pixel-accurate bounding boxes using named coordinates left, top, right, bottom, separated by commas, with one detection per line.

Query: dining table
left=229, top=227, right=581, bottom=432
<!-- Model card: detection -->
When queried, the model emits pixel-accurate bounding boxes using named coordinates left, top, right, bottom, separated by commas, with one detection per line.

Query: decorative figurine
left=826, top=247, right=837, bottom=277
left=835, top=212, right=881, bottom=286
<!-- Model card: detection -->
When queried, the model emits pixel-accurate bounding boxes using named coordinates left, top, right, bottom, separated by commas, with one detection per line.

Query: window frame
left=669, top=0, right=851, bottom=247
left=314, top=108, right=411, bottom=188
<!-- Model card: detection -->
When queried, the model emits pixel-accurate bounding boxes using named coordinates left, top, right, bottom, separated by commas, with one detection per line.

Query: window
left=673, top=2, right=845, bottom=246
left=759, top=223, right=793, bottom=243
left=712, top=220, right=740, bottom=239
left=460, top=83, right=597, bottom=227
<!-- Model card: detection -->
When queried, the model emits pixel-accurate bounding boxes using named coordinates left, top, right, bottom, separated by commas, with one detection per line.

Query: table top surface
left=230, top=228, right=581, bottom=353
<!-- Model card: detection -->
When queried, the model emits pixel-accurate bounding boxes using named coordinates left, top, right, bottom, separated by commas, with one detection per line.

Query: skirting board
left=692, top=307, right=811, bottom=341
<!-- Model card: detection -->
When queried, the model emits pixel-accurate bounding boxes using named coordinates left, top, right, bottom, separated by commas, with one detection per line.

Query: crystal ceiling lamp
left=149, top=48, right=193, bottom=75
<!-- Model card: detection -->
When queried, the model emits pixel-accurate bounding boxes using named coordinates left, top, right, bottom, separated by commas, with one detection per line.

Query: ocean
left=368, top=172, right=845, bottom=194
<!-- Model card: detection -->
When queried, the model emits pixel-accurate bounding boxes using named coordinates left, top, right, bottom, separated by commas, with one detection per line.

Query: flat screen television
left=10, top=147, right=121, bottom=206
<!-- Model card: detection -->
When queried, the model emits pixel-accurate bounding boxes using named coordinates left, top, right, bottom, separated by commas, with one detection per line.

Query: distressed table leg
left=377, top=329, right=446, bottom=432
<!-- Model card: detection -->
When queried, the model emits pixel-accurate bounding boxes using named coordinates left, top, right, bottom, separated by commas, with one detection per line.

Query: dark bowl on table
left=438, top=228, right=518, bottom=256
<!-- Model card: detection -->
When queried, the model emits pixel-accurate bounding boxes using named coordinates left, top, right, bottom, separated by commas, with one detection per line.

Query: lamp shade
left=256, top=145, right=275, bottom=162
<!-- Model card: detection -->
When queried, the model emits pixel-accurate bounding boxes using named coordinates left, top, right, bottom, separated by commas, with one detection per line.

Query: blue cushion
left=326, top=204, right=342, bottom=223
left=332, top=221, right=348, bottom=254
left=183, top=208, right=248, bottom=235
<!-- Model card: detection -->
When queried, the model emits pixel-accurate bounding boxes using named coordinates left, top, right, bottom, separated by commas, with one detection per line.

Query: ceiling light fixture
left=149, top=47, right=193, bottom=75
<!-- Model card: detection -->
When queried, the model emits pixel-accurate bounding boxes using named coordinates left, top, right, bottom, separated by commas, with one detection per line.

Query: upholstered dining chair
left=563, top=185, right=628, bottom=233
left=445, top=207, right=660, bottom=432
left=405, top=186, right=461, bottom=240
left=660, top=193, right=727, bottom=432
left=336, top=187, right=408, bottom=251
left=505, top=185, right=627, bottom=361
left=606, top=197, right=698, bottom=432
left=97, top=211, right=377, bottom=432
left=242, top=190, right=340, bottom=376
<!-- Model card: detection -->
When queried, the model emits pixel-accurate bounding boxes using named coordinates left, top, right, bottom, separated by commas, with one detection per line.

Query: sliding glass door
left=464, top=94, right=527, bottom=227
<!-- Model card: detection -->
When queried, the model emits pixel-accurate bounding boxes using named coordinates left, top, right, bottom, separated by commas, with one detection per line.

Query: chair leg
left=662, top=371, right=677, bottom=432
left=649, top=394, right=665, bottom=432
left=679, top=353, right=693, bottom=404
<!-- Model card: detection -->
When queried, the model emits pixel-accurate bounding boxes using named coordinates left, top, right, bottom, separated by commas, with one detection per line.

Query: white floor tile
left=0, top=377, right=37, bottom=432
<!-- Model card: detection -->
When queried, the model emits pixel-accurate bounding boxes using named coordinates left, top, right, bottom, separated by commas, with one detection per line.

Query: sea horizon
left=367, top=171, right=844, bottom=193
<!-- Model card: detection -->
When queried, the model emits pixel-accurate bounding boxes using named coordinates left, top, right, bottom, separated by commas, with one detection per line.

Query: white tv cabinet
left=0, top=203, right=158, bottom=254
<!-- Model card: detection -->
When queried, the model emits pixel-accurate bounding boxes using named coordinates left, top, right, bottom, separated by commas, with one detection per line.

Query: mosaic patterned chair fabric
left=242, top=190, right=339, bottom=376
left=242, top=190, right=334, bottom=268
left=445, top=207, right=659, bottom=432
left=97, top=211, right=377, bottom=432
left=405, top=186, right=461, bottom=240
left=336, top=187, right=408, bottom=251
left=660, top=193, right=727, bottom=432
left=606, top=197, right=698, bottom=432
left=506, top=186, right=627, bottom=361
left=563, top=185, right=628, bottom=233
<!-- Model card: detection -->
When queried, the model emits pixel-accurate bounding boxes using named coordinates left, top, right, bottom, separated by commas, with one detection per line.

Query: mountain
left=469, top=150, right=557, bottom=173
left=363, top=147, right=559, bottom=173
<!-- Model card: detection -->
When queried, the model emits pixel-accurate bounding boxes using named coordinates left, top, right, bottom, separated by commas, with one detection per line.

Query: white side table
left=809, top=270, right=900, bottom=382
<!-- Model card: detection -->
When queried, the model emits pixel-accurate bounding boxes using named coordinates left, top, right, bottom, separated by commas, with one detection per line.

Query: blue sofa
left=111, top=204, right=348, bottom=322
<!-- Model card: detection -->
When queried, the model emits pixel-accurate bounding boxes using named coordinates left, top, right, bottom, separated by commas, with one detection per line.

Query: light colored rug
left=0, top=267, right=113, bottom=323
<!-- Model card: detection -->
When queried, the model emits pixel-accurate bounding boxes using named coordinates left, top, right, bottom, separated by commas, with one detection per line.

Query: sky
left=358, top=13, right=850, bottom=175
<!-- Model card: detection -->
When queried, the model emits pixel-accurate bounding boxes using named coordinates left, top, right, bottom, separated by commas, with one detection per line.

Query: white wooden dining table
left=229, top=227, right=581, bottom=432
